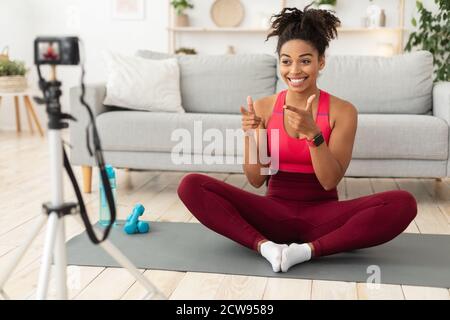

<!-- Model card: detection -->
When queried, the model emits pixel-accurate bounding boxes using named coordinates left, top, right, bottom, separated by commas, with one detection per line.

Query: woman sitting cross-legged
left=177, top=6, right=417, bottom=273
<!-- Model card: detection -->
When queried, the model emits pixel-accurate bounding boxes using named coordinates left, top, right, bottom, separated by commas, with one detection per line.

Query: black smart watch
left=307, top=131, right=324, bottom=147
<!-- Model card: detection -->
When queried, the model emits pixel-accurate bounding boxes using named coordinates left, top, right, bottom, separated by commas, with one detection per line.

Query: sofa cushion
left=97, top=111, right=447, bottom=161
left=96, top=111, right=243, bottom=156
left=353, top=114, right=448, bottom=160
left=136, top=50, right=277, bottom=114
left=103, top=52, right=184, bottom=113
left=277, top=51, right=433, bottom=115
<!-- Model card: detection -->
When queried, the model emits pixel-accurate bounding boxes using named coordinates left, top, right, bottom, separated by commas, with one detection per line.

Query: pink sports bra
left=267, top=89, right=333, bottom=173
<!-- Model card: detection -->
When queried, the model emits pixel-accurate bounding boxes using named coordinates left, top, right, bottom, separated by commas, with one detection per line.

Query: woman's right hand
left=240, top=96, right=263, bottom=132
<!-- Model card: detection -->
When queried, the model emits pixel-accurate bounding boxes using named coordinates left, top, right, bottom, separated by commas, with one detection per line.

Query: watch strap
left=307, top=131, right=324, bottom=147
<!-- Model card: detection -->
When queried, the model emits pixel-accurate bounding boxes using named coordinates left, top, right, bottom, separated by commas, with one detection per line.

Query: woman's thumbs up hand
left=240, top=96, right=263, bottom=132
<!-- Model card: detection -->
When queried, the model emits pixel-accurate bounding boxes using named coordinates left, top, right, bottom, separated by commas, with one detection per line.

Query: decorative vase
left=176, top=13, right=189, bottom=27
left=226, top=45, right=236, bottom=54
left=318, top=4, right=336, bottom=12
left=0, top=75, right=27, bottom=93
left=379, top=9, right=386, bottom=27
left=366, top=4, right=382, bottom=28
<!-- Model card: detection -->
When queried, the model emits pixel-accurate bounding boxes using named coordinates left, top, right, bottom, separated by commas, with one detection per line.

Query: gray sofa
left=70, top=50, right=450, bottom=192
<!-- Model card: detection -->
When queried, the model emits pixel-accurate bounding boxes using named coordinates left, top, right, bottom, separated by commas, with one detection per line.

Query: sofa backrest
left=277, top=50, right=433, bottom=114
left=136, top=50, right=277, bottom=114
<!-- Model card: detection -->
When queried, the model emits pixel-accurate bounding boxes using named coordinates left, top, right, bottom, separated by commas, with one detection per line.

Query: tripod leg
left=54, top=218, right=67, bottom=300
left=0, top=214, right=47, bottom=299
left=36, top=127, right=66, bottom=299
left=36, top=212, right=60, bottom=300
left=72, top=214, right=165, bottom=299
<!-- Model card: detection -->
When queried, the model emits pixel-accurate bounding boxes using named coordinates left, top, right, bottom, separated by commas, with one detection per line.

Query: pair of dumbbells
left=123, top=204, right=150, bottom=234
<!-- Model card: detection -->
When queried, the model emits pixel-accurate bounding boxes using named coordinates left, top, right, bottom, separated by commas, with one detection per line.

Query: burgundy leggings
left=177, top=171, right=417, bottom=257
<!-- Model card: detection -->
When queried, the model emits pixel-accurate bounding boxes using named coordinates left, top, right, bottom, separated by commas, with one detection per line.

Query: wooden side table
left=0, top=90, right=44, bottom=137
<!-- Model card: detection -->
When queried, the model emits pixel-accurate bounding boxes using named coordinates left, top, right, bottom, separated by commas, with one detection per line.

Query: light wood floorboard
left=1, top=132, right=448, bottom=299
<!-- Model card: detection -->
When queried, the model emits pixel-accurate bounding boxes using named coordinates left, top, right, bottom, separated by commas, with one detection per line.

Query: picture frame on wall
left=111, top=0, right=145, bottom=20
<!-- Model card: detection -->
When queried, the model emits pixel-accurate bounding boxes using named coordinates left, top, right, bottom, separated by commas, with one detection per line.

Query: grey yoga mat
left=66, top=221, right=450, bottom=288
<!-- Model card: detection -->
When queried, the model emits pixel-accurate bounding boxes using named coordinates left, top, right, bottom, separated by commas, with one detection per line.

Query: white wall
left=0, top=0, right=439, bottom=131
left=0, top=0, right=168, bottom=130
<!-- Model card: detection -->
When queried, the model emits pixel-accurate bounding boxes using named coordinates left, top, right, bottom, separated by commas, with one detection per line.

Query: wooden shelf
left=167, top=0, right=406, bottom=54
left=168, top=27, right=407, bottom=33
left=338, top=27, right=407, bottom=32
left=168, top=27, right=270, bottom=32
left=167, top=0, right=288, bottom=53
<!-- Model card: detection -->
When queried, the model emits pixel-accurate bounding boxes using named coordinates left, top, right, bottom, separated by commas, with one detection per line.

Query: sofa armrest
left=69, top=83, right=107, bottom=166
left=433, top=82, right=450, bottom=125
left=433, top=81, right=450, bottom=177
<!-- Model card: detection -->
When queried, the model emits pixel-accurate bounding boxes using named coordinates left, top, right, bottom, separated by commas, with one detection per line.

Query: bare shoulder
left=329, top=94, right=358, bottom=129
left=253, top=94, right=278, bottom=126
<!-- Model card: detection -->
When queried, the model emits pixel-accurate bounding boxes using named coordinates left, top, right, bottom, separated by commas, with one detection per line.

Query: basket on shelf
left=0, top=46, right=28, bottom=93
left=0, top=46, right=9, bottom=62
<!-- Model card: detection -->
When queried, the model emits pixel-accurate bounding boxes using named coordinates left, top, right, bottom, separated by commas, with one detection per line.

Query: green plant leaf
left=170, top=0, right=194, bottom=15
left=406, top=0, right=449, bottom=82
left=0, top=60, right=26, bottom=77
left=317, top=0, right=336, bottom=5
left=416, top=1, right=423, bottom=11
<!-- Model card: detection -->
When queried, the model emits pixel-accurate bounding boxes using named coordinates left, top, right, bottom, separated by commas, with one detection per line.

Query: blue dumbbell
left=124, top=204, right=150, bottom=234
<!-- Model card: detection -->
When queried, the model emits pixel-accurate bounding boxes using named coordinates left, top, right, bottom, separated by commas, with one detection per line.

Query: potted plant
left=175, top=47, right=197, bottom=55
left=315, top=0, right=337, bottom=12
left=405, top=0, right=449, bottom=82
left=0, top=48, right=27, bottom=93
left=170, top=0, right=194, bottom=27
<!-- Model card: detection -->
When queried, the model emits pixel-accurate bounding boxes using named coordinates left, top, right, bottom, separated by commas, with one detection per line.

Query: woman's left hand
left=283, top=94, right=321, bottom=140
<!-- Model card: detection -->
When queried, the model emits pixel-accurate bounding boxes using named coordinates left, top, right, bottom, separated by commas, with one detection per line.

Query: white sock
left=281, top=243, right=312, bottom=272
left=260, top=241, right=288, bottom=273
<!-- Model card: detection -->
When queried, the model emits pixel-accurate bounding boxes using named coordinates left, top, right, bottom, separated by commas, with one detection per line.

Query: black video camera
left=34, top=36, right=80, bottom=65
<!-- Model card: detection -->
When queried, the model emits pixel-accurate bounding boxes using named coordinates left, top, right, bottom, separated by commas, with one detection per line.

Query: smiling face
left=279, top=39, right=325, bottom=93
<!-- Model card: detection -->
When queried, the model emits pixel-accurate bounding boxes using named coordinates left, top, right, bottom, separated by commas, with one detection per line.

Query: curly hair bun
left=266, top=6, right=341, bottom=56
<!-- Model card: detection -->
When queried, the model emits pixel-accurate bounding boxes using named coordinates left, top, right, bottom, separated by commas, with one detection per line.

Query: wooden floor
left=1, top=131, right=450, bottom=300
